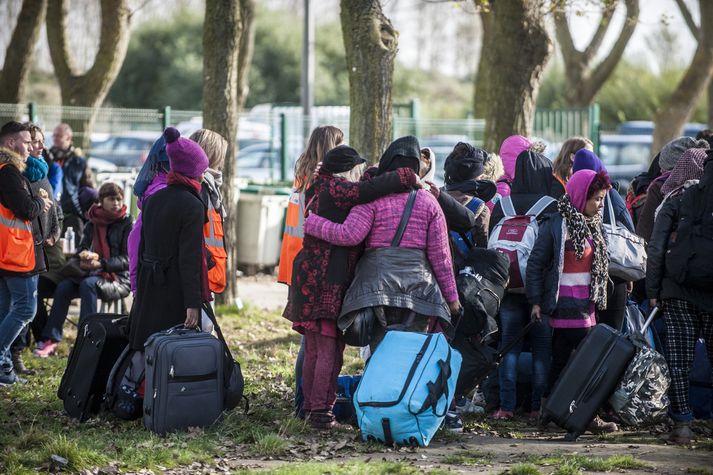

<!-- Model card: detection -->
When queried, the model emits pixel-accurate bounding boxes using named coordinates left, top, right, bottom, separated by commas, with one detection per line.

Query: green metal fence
left=0, top=101, right=600, bottom=182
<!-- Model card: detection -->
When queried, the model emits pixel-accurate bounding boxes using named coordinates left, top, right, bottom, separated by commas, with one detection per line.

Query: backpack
left=105, top=346, right=145, bottom=420
left=664, top=185, right=713, bottom=289
left=456, top=248, right=509, bottom=340
left=449, top=197, right=484, bottom=256
left=487, top=195, right=555, bottom=292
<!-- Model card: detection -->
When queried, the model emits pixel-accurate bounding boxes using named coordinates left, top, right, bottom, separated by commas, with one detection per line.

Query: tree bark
left=46, top=0, right=130, bottom=151
left=708, top=78, right=713, bottom=129
left=204, top=0, right=255, bottom=306
left=0, top=0, right=47, bottom=107
left=473, top=9, right=493, bottom=118
left=476, top=0, right=552, bottom=152
left=340, top=0, right=398, bottom=163
left=554, top=0, right=640, bottom=107
left=652, top=0, right=713, bottom=153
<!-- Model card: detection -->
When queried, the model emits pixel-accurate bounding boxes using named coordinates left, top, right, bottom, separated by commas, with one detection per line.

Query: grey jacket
left=525, top=213, right=567, bottom=316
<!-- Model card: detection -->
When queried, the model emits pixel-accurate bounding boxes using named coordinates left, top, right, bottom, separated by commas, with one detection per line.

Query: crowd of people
left=0, top=122, right=228, bottom=387
left=1, top=117, right=712, bottom=445
left=279, top=126, right=713, bottom=444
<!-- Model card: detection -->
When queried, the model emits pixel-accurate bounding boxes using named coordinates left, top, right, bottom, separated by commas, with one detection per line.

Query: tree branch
left=588, top=0, right=640, bottom=92
left=582, top=4, right=616, bottom=63
left=553, top=7, right=583, bottom=68
left=46, top=0, right=77, bottom=85
left=84, top=0, right=131, bottom=97
left=674, top=0, right=699, bottom=41
left=237, top=0, right=255, bottom=109
left=0, top=0, right=47, bottom=103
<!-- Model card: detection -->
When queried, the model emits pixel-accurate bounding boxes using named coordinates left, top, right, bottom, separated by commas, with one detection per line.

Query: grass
left=528, top=453, right=649, bottom=472
left=233, top=460, right=447, bottom=474
left=499, top=463, right=542, bottom=475
left=442, top=449, right=492, bottom=466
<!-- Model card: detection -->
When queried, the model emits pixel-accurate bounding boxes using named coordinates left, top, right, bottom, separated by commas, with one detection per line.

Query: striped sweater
left=550, top=238, right=597, bottom=328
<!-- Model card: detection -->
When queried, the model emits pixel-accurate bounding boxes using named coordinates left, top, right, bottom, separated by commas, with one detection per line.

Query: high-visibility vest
left=277, top=180, right=305, bottom=285
left=0, top=163, right=35, bottom=273
left=204, top=199, right=227, bottom=294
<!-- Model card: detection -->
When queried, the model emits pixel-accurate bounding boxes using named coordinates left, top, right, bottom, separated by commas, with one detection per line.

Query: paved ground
left=237, top=274, right=288, bottom=311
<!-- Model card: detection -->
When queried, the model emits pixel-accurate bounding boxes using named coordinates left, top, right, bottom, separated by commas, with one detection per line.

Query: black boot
left=11, top=350, right=35, bottom=375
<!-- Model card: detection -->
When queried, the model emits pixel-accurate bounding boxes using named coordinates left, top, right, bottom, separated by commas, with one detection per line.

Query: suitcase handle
left=165, top=324, right=201, bottom=335
left=582, top=367, right=607, bottom=403
left=640, top=306, right=660, bottom=334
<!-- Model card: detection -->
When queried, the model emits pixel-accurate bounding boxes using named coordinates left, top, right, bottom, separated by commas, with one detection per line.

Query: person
left=441, top=142, right=495, bottom=256
left=488, top=149, right=560, bottom=420
left=128, top=128, right=210, bottom=350
left=303, top=135, right=462, bottom=345
left=572, top=149, right=634, bottom=332
left=551, top=137, right=594, bottom=196
left=480, top=152, right=505, bottom=211
left=190, top=129, right=229, bottom=297
left=128, top=136, right=170, bottom=294
left=34, top=182, right=132, bottom=357
left=9, top=124, right=62, bottom=372
left=527, top=169, right=617, bottom=433
left=646, top=152, right=713, bottom=444
left=695, top=129, right=713, bottom=148
left=636, top=137, right=708, bottom=241
left=50, top=123, right=92, bottom=235
left=284, top=144, right=419, bottom=429
left=655, top=147, right=708, bottom=218
left=419, top=147, right=480, bottom=238
left=276, top=126, right=343, bottom=418
left=278, top=126, right=344, bottom=286
left=496, top=135, right=532, bottom=202
left=0, top=122, right=53, bottom=385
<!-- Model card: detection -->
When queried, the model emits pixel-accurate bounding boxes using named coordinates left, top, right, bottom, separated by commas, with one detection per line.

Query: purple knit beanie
left=566, top=169, right=597, bottom=213
left=572, top=149, right=608, bottom=175
left=163, top=127, right=209, bottom=178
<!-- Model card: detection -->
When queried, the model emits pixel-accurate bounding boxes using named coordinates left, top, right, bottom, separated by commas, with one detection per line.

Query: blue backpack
left=449, top=197, right=484, bottom=255
left=353, top=331, right=462, bottom=447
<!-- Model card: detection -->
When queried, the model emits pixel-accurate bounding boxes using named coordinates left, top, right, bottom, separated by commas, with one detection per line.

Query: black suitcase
left=542, top=323, right=637, bottom=441
left=58, top=313, right=129, bottom=421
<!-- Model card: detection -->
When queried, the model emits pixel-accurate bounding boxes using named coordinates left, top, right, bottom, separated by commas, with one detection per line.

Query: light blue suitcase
left=353, top=331, right=462, bottom=447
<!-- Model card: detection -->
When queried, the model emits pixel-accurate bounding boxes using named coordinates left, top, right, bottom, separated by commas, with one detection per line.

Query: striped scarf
left=557, top=195, right=608, bottom=310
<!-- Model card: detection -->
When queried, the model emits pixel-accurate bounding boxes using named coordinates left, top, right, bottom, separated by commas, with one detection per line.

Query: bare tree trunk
left=554, top=0, right=639, bottom=107
left=652, top=0, right=713, bottom=153
left=341, top=0, right=398, bottom=163
left=473, top=9, right=493, bottom=118
left=708, top=79, right=713, bottom=128
left=46, top=0, right=130, bottom=151
left=0, top=0, right=47, bottom=108
left=477, top=0, right=552, bottom=152
left=204, top=0, right=255, bottom=306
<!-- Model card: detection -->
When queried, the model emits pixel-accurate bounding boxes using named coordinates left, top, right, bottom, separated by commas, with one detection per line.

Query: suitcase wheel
left=564, top=431, right=580, bottom=442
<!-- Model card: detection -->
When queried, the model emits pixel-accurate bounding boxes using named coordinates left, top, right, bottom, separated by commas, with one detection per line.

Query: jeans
left=497, top=294, right=552, bottom=412
left=41, top=276, right=100, bottom=342
left=0, top=275, right=39, bottom=372
left=12, top=276, right=56, bottom=352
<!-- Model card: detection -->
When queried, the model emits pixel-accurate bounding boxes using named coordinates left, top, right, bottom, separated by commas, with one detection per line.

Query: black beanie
left=322, top=145, right=366, bottom=173
left=443, top=142, right=488, bottom=185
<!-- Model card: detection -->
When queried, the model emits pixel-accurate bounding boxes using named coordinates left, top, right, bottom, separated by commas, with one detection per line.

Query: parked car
left=598, top=134, right=652, bottom=191
left=616, top=120, right=707, bottom=138
left=88, top=131, right=157, bottom=169
left=237, top=142, right=297, bottom=182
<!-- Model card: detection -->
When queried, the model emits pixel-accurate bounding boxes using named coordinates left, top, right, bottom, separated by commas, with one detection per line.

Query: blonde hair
left=0, top=147, right=26, bottom=172
left=333, top=163, right=366, bottom=183
left=190, top=129, right=228, bottom=171
left=481, top=153, right=505, bottom=182
left=553, top=136, right=594, bottom=182
left=295, top=126, right=344, bottom=192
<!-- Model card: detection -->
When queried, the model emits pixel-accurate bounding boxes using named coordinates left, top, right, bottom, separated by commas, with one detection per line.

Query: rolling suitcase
left=542, top=317, right=645, bottom=441
left=143, top=326, right=225, bottom=435
left=58, top=313, right=129, bottom=421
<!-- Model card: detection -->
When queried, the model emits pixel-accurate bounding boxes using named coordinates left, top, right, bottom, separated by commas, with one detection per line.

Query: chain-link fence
left=0, top=102, right=600, bottom=183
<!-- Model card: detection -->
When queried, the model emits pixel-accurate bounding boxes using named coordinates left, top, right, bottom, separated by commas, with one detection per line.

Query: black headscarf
left=443, top=142, right=488, bottom=185
left=510, top=150, right=554, bottom=195
left=377, top=135, right=421, bottom=175
left=322, top=145, right=366, bottom=174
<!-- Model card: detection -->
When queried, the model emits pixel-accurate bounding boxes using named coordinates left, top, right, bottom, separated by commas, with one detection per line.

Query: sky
left=0, top=0, right=701, bottom=78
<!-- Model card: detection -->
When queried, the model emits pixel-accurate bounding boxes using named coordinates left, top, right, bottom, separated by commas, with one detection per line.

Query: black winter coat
left=53, top=146, right=89, bottom=219
left=79, top=213, right=133, bottom=298
left=646, top=177, right=713, bottom=310
left=437, top=191, right=477, bottom=233
left=0, top=163, right=45, bottom=276
left=27, top=177, right=61, bottom=275
left=525, top=213, right=566, bottom=316
left=489, top=151, right=561, bottom=233
left=129, top=185, right=206, bottom=350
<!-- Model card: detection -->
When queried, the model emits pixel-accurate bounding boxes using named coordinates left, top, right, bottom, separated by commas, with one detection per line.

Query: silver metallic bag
left=603, top=194, right=647, bottom=281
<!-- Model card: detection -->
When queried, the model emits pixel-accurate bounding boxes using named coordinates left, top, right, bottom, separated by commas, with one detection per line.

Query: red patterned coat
left=283, top=167, right=418, bottom=327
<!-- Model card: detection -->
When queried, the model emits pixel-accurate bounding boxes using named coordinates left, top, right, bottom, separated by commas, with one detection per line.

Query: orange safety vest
left=277, top=179, right=305, bottom=285
left=204, top=199, right=227, bottom=294
left=0, top=163, right=35, bottom=273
